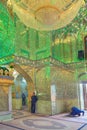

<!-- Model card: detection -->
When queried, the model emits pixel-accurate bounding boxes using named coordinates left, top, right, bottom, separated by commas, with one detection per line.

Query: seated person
left=70, top=106, right=84, bottom=116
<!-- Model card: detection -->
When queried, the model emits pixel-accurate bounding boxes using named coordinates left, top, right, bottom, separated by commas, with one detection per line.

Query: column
left=8, top=86, right=12, bottom=111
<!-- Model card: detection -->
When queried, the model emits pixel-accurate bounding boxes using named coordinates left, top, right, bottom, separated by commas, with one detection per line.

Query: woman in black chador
left=31, top=92, right=38, bottom=113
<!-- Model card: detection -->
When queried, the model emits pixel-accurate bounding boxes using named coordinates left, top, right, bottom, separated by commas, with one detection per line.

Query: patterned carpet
left=5, top=116, right=83, bottom=130
left=2, top=110, right=85, bottom=130
left=50, top=112, right=87, bottom=124
left=23, top=118, right=66, bottom=129
left=78, top=124, right=87, bottom=130
left=12, top=110, right=31, bottom=119
left=0, top=110, right=87, bottom=130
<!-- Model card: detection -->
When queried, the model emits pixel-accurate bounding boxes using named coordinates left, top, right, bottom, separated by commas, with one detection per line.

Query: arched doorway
left=12, top=72, right=28, bottom=110
left=11, top=64, right=35, bottom=116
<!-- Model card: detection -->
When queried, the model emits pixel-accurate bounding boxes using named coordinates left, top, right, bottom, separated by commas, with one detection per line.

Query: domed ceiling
left=0, top=0, right=87, bottom=65
left=13, top=0, right=87, bottom=65
left=10, top=0, right=84, bottom=31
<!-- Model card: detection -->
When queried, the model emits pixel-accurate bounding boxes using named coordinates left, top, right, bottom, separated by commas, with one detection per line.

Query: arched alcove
left=12, top=64, right=35, bottom=111
left=12, top=73, right=28, bottom=110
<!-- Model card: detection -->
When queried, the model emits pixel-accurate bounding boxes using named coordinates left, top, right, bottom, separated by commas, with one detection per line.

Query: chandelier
left=9, top=0, right=85, bottom=31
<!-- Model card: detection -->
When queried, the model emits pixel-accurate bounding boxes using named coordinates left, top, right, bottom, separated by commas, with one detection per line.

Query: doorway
left=12, top=70, right=28, bottom=111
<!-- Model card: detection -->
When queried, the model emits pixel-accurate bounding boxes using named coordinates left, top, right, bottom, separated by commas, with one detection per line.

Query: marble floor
left=0, top=110, right=87, bottom=130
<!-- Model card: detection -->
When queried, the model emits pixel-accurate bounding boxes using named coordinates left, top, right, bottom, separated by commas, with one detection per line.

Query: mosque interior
left=0, top=0, right=87, bottom=121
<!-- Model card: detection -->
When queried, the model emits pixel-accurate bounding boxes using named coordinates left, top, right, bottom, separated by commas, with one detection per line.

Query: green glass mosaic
left=14, top=1, right=87, bottom=63
left=0, top=3, right=15, bottom=65
left=0, top=1, right=87, bottom=64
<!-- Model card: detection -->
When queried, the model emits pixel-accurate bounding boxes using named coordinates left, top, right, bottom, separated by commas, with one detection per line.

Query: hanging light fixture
left=9, top=0, right=85, bottom=31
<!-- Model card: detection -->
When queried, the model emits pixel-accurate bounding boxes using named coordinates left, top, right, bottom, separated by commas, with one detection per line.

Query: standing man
left=22, top=93, right=26, bottom=106
left=31, top=92, right=38, bottom=113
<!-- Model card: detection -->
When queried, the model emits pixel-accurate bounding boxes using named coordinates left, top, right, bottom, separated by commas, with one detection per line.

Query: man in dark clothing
left=22, top=93, right=26, bottom=106
left=31, top=92, right=38, bottom=113
left=70, top=106, right=84, bottom=116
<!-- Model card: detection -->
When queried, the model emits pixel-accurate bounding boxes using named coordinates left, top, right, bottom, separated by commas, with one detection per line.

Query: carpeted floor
left=0, top=110, right=85, bottom=130
left=78, top=124, right=87, bottom=130
left=12, top=110, right=31, bottom=119
left=50, top=111, right=87, bottom=124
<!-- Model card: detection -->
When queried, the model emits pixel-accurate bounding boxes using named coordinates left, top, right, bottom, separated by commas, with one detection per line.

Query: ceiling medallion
left=10, top=0, right=85, bottom=31
left=35, top=6, right=60, bottom=26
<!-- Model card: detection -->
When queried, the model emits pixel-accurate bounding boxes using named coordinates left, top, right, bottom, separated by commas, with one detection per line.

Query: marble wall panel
left=0, top=88, right=8, bottom=111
